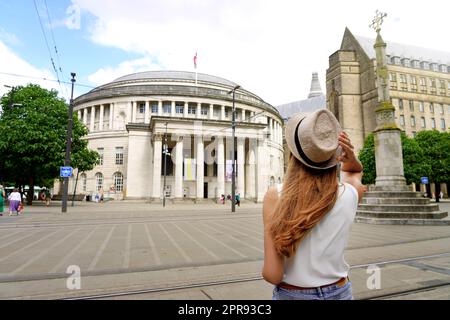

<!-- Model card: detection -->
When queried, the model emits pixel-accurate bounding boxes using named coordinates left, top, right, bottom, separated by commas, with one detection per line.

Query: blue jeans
left=272, top=281, right=353, bottom=300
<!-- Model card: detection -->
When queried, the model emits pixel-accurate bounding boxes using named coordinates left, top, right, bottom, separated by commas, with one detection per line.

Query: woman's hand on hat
left=337, top=132, right=363, bottom=173
left=337, top=132, right=355, bottom=163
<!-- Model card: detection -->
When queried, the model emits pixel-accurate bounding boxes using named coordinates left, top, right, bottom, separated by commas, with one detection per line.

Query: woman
left=0, top=185, right=5, bottom=216
left=262, top=110, right=365, bottom=300
left=8, top=188, right=22, bottom=216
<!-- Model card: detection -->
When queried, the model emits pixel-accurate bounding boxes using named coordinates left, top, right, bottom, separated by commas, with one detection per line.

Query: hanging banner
left=184, top=158, right=196, bottom=181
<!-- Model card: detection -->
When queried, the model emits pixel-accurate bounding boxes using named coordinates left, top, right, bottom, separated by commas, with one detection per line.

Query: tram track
left=62, top=252, right=450, bottom=300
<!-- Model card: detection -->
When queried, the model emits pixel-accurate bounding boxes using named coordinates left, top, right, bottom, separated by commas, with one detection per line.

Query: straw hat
left=285, top=109, right=342, bottom=170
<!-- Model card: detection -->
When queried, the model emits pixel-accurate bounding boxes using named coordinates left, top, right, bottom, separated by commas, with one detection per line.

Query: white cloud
left=0, top=27, right=21, bottom=46
left=0, top=40, right=70, bottom=101
left=68, top=0, right=450, bottom=105
left=64, top=3, right=81, bottom=30
left=87, top=57, right=162, bottom=86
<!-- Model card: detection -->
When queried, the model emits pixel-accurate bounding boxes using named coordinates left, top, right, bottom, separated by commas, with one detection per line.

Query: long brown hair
left=269, top=154, right=338, bottom=258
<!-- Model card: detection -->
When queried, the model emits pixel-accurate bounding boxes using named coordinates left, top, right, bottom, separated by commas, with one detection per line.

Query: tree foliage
left=358, top=132, right=439, bottom=185
left=0, top=84, right=98, bottom=204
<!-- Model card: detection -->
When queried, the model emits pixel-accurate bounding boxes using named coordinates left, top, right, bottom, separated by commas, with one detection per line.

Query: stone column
left=144, top=101, right=150, bottom=124
left=83, top=108, right=88, bottom=125
left=90, top=106, right=95, bottom=132
left=221, top=105, right=225, bottom=120
left=209, top=104, right=213, bottom=120
left=99, top=104, right=104, bottom=131
left=132, top=101, right=137, bottom=123
left=127, top=101, right=132, bottom=123
left=152, top=134, right=162, bottom=199
left=171, top=101, right=176, bottom=117
left=109, top=103, right=114, bottom=130
left=217, top=136, right=225, bottom=198
left=246, top=142, right=256, bottom=200
left=196, top=102, right=201, bottom=118
left=256, top=136, right=268, bottom=202
left=237, top=137, right=245, bottom=197
left=242, top=109, right=246, bottom=121
left=174, top=137, right=184, bottom=199
left=196, top=136, right=204, bottom=200
left=158, top=101, right=163, bottom=116
left=77, top=110, right=81, bottom=121
left=184, top=102, right=188, bottom=117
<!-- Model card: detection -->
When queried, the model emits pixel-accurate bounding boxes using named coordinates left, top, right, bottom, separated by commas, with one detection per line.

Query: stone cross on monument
left=370, top=11, right=407, bottom=188
left=355, top=11, right=448, bottom=225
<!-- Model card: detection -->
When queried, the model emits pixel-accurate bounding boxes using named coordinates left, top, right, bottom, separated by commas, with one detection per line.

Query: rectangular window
left=420, top=77, right=426, bottom=86
left=400, top=74, right=407, bottom=83
left=421, top=117, right=426, bottom=128
left=429, top=78, right=436, bottom=87
left=97, top=148, right=104, bottom=165
left=151, top=102, right=158, bottom=114
left=163, top=102, right=171, bottom=114
left=440, top=80, right=446, bottom=89
left=437, top=104, right=444, bottom=114
left=419, top=101, right=424, bottom=112
left=139, top=103, right=145, bottom=113
left=409, top=100, right=414, bottom=112
left=225, top=110, right=229, bottom=118
left=115, top=147, right=124, bottom=165
left=389, top=73, right=397, bottom=82
left=410, top=76, right=417, bottom=85
left=441, top=119, right=446, bottom=130
left=398, top=99, right=404, bottom=110
left=188, top=105, right=196, bottom=114
left=412, top=131, right=417, bottom=138
left=410, top=116, right=415, bottom=127
left=431, top=118, right=436, bottom=129
left=201, top=107, right=208, bottom=115
left=175, top=103, right=184, bottom=114
left=400, top=115, right=405, bottom=126
left=82, top=175, right=87, bottom=192
left=430, top=103, right=434, bottom=114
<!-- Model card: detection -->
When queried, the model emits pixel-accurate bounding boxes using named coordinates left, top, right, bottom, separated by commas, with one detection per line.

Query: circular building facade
left=61, top=71, right=284, bottom=202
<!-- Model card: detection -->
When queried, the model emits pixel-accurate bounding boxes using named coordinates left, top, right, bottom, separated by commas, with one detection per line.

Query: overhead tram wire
left=43, top=0, right=70, bottom=96
left=0, top=71, right=96, bottom=89
left=33, top=0, right=68, bottom=100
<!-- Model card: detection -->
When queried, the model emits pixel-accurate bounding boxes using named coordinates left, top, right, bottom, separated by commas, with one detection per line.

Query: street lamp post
left=61, top=73, right=76, bottom=213
left=227, top=85, right=240, bottom=213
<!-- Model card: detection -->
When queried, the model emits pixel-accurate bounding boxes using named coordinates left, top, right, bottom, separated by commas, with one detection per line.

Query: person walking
left=236, top=193, right=241, bottom=207
left=0, top=185, right=5, bottom=216
left=8, top=188, right=22, bottom=216
left=44, top=188, right=51, bottom=207
left=262, top=110, right=365, bottom=300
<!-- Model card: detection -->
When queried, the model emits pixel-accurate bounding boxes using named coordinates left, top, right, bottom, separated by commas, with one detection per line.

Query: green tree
left=358, top=132, right=431, bottom=186
left=0, top=84, right=98, bottom=205
left=415, top=130, right=450, bottom=201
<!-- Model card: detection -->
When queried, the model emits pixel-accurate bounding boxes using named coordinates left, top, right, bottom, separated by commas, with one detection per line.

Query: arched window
left=114, top=172, right=124, bottom=192
left=81, top=173, right=87, bottom=192
left=95, top=173, right=103, bottom=192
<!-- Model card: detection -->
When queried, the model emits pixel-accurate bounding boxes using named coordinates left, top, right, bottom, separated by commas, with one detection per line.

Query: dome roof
left=109, top=70, right=238, bottom=87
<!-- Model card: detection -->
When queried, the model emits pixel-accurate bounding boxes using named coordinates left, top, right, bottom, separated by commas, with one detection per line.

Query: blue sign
left=60, top=166, right=73, bottom=177
left=421, top=177, right=429, bottom=184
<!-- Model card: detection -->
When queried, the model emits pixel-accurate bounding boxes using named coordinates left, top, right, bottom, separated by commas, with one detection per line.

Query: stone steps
left=363, top=191, right=423, bottom=198
left=361, top=198, right=430, bottom=205
left=358, top=203, right=440, bottom=212
left=355, top=215, right=450, bottom=226
left=356, top=210, right=448, bottom=220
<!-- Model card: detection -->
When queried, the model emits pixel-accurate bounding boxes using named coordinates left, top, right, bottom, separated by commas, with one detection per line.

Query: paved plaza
left=0, top=200, right=449, bottom=299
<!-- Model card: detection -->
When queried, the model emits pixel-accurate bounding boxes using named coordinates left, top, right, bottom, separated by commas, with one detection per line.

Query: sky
left=0, top=0, right=449, bottom=106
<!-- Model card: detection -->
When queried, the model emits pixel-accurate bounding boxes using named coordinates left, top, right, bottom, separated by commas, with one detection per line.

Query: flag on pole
left=193, top=51, right=197, bottom=69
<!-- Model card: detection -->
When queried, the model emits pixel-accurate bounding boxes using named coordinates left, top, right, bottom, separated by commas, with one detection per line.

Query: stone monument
left=356, top=11, right=448, bottom=225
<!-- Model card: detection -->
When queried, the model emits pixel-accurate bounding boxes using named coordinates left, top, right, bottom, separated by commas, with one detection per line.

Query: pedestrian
left=100, top=190, right=104, bottom=203
left=439, top=191, right=444, bottom=200
left=8, top=188, right=22, bottom=216
left=262, top=110, right=365, bottom=300
left=44, top=188, right=51, bottom=207
left=0, top=185, right=5, bottom=216
left=220, top=194, right=225, bottom=204
left=236, top=193, right=241, bottom=207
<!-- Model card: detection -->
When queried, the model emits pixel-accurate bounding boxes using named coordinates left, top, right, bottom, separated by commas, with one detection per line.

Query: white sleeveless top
left=281, top=182, right=358, bottom=287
